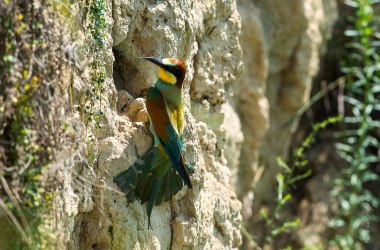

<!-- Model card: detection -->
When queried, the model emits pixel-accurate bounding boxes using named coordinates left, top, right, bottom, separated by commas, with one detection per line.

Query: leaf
left=350, top=174, right=359, bottom=187
left=340, top=199, right=351, bottom=211
left=351, top=218, right=362, bottom=230
left=345, top=0, right=359, bottom=7
left=371, top=40, right=380, bottom=47
left=362, top=135, right=378, bottom=147
left=343, top=116, right=361, bottom=124
left=344, top=96, right=363, bottom=106
left=345, top=29, right=360, bottom=36
left=282, top=218, right=300, bottom=229
left=352, top=105, right=361, bottom=118
left=350, top=86, right=364, bottom=95
left=276, top=157, right=291, bottom=172
left=328, top=219, right=345, bottom=228
left=336, top=150, right=353, bottom=162
left=372, top=76, right=380, bottom=85
left=333, top=178, right=344, bottom=186
left=365, top=64, right=380, bottom=78
left=364, top=104, right=373, bottom=116
left=289, top=169, right=312, bottom=184
left=346, top=136, right=357, bottom=144
left=3, top=55, right=16, bottom=62
left=335, top=142, right=354, bottom=152
left=280, top=193, right=292, bottom=206
left=276, top=173, right=285, bottom=201
left=346, top=42, right=364, bottom=50
left=349, top=193, right=363, bottom=206
left=363, top=190, right=380, bottom=207
left=271, top=219, right=300, bottom=236
left=362, top=172, right=379, bottom=182
left=359, top=228, right=371, bottom=242
left=360, top=155, right=379, bottom=164
left=259, top=208, right=269, bottom=221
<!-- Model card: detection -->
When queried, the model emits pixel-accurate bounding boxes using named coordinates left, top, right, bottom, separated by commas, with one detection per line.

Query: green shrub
left=329, top=0, right=380, bottom=248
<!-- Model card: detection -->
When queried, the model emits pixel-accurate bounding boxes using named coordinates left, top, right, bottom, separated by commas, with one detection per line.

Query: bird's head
left=142, top=57, right=186, bottom=87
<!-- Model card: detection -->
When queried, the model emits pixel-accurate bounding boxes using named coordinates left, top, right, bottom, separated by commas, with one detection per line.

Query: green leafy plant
left=329, top=0, right=380, bottom=248
left=0, top=0, right=71, bottom=248
left=77, top=0, right=108, bottom=129
left=87, top=0, right=107, bottom=127
left=241, top=115, right=342, bottom=250
left=74, top=0, right=109, bottom=169
left=258, top=116, right=342, bottom=248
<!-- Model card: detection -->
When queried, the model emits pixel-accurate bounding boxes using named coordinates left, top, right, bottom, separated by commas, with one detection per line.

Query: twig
left=282, top=76, right=346, bottom=128
left=0, top=176, right=31, bottom=235
left=241, top=223, right=262, bottom=250
left=0, top=198, right=30, bottom=245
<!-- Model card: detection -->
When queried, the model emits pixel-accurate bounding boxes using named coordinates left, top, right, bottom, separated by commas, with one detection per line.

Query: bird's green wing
left=113, top=145, right=184, bottom=228
left=146, top=86, right=192, bottom=189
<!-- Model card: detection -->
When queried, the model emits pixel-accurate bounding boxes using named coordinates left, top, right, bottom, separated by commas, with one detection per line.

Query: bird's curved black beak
left=141, top=57, right=164, bottom=68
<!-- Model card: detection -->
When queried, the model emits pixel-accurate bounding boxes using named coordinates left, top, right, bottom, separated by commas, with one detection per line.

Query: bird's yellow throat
left=158, top=67, right=176, bottom=84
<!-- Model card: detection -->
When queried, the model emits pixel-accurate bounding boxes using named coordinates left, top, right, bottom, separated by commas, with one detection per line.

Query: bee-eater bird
left=113, top=57, right=193, bottom=228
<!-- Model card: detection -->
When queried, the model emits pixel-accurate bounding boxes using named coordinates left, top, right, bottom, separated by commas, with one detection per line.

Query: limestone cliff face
left=61, top=0, right=243, bottom=249
left=48, top=0, right=337, bottom=249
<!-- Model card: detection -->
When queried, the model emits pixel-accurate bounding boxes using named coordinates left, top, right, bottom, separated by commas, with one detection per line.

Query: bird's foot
left=134, top=122, right=150, bottom=135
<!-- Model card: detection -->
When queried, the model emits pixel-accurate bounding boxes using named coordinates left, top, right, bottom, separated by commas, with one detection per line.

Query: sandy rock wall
left=60, top=0, right=243, bottom=249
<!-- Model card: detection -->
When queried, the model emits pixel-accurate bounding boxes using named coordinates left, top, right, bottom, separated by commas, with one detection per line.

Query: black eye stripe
left=171, top=68, right=183, bottom=79
left=163, top=65, right=183, bottom=79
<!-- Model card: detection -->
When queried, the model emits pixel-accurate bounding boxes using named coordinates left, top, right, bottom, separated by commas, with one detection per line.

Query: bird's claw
left=134, top=122, right=150, bottom=135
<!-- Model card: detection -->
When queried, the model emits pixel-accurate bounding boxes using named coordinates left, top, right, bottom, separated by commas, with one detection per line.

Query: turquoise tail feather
left=113, top=145, right=184, bottom=228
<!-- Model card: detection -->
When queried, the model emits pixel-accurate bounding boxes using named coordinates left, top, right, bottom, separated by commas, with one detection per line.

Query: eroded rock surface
left=62, top=0, right=244, bottom=249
